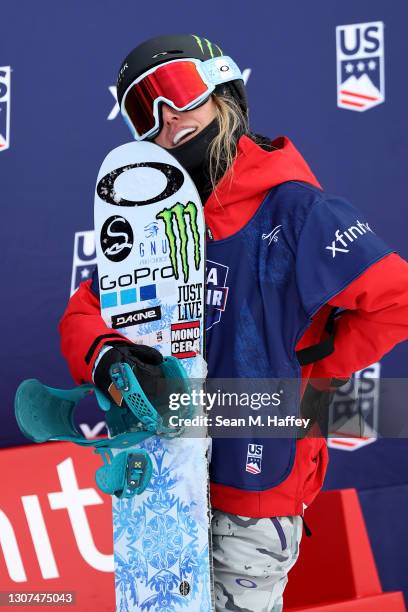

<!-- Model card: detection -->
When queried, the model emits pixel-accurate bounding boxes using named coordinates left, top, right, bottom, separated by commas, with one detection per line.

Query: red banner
left=0, top=442, right=115, bottom=611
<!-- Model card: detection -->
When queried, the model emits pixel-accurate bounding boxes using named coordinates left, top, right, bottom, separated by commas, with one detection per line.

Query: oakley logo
left=97, top=162, right=184, bottom=207
left=325, top=220, right=373, bottom=257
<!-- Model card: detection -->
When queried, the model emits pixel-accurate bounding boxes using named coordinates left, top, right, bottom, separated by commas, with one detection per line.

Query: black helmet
left=116, top=33, right=247, bottom=117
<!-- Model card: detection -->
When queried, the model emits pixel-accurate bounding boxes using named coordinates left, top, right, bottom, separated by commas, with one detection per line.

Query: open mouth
left=173, top=127, right=197, bottom=146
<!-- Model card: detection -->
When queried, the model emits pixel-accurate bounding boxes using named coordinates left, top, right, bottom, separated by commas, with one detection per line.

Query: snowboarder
left=60, top=34, right=408, bottom=611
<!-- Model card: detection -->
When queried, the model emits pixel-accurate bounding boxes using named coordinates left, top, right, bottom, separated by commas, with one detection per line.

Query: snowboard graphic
left=94, top=141, right=213, bottom=611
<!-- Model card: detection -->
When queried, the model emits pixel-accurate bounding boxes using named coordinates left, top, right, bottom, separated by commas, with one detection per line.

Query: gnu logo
left=144, top=222, right=159, bottom=238
left=336, top=22, right=385, bottom=111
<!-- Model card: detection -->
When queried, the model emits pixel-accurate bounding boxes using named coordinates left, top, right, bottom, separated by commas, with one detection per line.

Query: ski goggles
left=121, top=56, right=243, bottom=141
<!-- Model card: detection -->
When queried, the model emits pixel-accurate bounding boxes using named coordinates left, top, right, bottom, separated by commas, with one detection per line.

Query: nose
left=161, top=103, right=181, bottom=125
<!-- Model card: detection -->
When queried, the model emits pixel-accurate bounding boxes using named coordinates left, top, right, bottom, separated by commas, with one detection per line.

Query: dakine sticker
left=171, top=321, right=200, bottom=359
left=101, top=215, right=133, bottom=262
left=336, top=22, right=385, bottom=111
left=206, top=260, right=229, bottom=330
left=246, top=444, right=263, bottom=475
left=111, top=306, right=161, bottom=329
left=70, top=230, right=96, bottom=295
left=0, top=67, right=11, bottom=151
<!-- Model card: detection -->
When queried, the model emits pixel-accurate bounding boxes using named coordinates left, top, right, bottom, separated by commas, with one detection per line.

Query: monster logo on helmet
left=117, top=33, right=248, bottom=141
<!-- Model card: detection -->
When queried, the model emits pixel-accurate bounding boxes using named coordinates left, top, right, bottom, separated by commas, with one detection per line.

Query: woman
left=60, top=34, right=408, bottom=611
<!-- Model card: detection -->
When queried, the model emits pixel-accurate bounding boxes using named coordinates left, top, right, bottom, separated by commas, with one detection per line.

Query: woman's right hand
left=93, top=343, right=164, bottom=406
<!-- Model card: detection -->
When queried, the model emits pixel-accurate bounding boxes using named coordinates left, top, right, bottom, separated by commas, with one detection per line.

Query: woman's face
left=154, top=97, right=217, bottom=149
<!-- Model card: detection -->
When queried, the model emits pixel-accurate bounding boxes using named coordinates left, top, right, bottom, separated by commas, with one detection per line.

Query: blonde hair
left=208, top=93, right=248, bottom=193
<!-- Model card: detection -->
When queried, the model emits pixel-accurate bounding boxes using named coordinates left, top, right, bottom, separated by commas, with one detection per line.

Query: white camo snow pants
left=211, top=510, right=303, bottom=612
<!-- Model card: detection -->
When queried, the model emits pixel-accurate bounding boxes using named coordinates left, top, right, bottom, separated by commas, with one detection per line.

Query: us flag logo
left=0, top=67, right=11, bottom=151
left=246, top=444, right=263, bottom=475
left=336, top=22, right=385, bottom=112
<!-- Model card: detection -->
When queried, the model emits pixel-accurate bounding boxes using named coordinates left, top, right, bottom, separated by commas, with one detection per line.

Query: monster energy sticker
left=191, top=34, right=223, bottom=57
left=156, top=201, right=201, bottom=283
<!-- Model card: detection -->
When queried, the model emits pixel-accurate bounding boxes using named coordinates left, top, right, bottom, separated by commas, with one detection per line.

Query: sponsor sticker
left=156, top=201, right=201, bottom=283
left=100, top=216, right=133, bottom=262
left=111, top=306, right=161, bottom=329
left=100, top=283, right=157, bottom=309
left=336, top=21, right=385, bottom=112
left=171, top=321, right=200, bottom=359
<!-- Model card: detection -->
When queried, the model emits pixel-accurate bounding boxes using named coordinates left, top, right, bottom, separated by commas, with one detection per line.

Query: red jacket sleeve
left=59, top=279, right=130, bottom=384
left=309, top=253, right=408, bottom=379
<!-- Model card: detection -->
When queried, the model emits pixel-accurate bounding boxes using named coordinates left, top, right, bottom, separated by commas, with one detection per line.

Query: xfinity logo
left=326, top=219, right=373, bottom=257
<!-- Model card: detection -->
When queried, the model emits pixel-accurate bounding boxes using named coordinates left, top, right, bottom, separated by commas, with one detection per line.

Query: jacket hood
left=204, top=135, right=322, bottom=240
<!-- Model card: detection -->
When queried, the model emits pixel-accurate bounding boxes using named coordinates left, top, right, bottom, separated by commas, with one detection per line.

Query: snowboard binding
left=108, top=358, right=192, bottom=437
left=95, top=448, right=153, bottom=498
left=14, top=357, right=193, bottom=499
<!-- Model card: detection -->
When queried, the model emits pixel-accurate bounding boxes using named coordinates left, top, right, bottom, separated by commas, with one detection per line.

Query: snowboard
left=94, top=141, right=213, bottom=611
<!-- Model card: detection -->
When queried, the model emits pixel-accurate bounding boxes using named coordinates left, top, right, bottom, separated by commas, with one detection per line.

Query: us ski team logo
left=246, top=444, right=263, bottom=475
left=0, top=67, right=11, bottom=151
left=156, top=201, right=201, bottom=283
left=336, top=22, right=385, bottom=112
left=70, top=230, right=96, bottom=295
left=328, top=362, right=380, bottom=452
